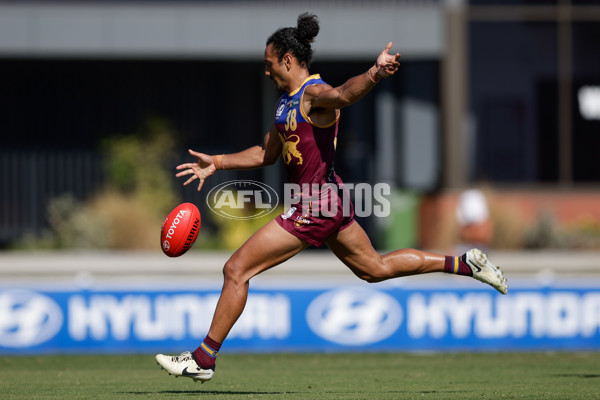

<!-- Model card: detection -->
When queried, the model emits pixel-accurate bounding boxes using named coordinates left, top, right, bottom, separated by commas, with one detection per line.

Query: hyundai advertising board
left=1, top=281, right=600, bottom=354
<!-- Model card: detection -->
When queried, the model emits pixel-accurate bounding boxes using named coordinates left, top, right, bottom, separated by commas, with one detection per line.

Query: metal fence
left=0, top=150, right=104, bottom=244
left=0, top=150, right=266, bottom=246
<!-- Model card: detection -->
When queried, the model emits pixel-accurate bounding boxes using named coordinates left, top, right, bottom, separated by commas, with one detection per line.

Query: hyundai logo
left=0, top=289, right=63, bottom=348
left=306, top=288, right=403, bottom=346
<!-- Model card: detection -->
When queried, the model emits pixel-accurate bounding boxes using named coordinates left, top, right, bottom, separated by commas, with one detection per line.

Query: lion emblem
left=279, top=133, right=303, bottom=165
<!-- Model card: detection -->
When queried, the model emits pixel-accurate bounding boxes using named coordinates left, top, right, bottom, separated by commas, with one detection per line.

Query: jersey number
left=285, top=109, right=297, bottom=132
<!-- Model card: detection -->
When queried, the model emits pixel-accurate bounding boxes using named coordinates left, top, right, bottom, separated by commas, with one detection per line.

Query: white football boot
left=155, top=351, right=214, bottom=383
left=464, top=249, right=508, bottom=295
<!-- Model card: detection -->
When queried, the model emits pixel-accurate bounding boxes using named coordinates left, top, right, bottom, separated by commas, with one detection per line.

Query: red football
left=160, top=203, right=201, bottom=257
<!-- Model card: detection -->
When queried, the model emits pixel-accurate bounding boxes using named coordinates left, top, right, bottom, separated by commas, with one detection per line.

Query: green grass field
left=1, top=352, right=599, bottom=399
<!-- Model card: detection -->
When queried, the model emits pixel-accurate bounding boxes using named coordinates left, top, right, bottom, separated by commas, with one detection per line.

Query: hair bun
left=296, top=12, right=319, bottom=44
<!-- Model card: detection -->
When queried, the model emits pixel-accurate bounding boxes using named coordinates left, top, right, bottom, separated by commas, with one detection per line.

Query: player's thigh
left=325, top=220, right=384, bottom=280
left=225, top=219, right=310, bottom=281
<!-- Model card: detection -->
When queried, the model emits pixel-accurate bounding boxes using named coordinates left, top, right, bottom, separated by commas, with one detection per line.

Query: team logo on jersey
left=281, top=206, right=296, bottom=220
left=294, top=216, right=311, bottom=227
left=287, top=100, right=299, bottom=108
left=294, top=202, right=312, bottom=227
left=275, top=101, right=286, bottom=118
left=279, top=133, right=304, bottom=165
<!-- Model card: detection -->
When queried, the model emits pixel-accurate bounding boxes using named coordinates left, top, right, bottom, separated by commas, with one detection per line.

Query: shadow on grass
left=117, top=391, right=301, bottom=396
left=119, top=389, right=471, bottom=397
left=553, top=374, right=600, bottom=379
left=419, top=391, right=469, bottom=394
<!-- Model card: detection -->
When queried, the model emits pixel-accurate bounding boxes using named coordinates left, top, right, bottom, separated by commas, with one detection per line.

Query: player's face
left=264, top=44, right=287, bottom=91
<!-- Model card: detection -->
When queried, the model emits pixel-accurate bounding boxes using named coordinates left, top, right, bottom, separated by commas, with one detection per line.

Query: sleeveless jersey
left=274, top=74, right=340, bottom=186
left=273, top=74, right=355, bottom=247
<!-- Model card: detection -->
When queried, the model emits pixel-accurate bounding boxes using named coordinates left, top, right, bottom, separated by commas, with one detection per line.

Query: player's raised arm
left=175, top=124, right=282, bottom=191
left=307, top=42, right=401, bottom=110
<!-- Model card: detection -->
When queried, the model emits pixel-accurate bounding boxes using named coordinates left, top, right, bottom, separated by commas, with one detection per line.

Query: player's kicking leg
left=326, top=221, right=508, bottom=294
left=156, top=219, right=309, bottom=382
left=155, top=351, right=214, bottom=383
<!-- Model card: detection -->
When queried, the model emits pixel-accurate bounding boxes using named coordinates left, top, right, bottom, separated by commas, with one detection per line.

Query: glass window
left=572, top=0, right=600, bottom=4
left=469, top=21, right=558, bottom=182
left=470, top=0, right=557, bottom=5
left=572, top=22, right=600, bottom=181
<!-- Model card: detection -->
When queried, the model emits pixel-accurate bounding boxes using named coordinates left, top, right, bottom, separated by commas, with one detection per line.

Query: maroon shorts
left=275, top=184, right=355, bottom=247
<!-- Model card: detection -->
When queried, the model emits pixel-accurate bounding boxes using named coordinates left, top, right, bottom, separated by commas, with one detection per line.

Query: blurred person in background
left=455, top=188, right=494, bottom=255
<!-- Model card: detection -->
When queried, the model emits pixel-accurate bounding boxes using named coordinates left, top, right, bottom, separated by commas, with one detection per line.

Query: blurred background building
left=1, top=0, right=600, bottom=251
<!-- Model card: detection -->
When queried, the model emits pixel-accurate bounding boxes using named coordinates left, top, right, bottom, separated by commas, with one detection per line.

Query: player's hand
left=375, top=42, right=401, bottom=79
left=175, top=149, right=217, bottom=191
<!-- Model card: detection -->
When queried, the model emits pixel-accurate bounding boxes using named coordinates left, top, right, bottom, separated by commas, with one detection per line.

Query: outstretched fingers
left=188, top=149, right=204, bottom=158
left=174, top=149, right=216, bottom=191
left=184, top=174, right=197, bottom=186
left=177, top=165, right=206, bottom=191
left=190, top=174, right=206, bottom=191
left=175, top=162, right=196, bottom=175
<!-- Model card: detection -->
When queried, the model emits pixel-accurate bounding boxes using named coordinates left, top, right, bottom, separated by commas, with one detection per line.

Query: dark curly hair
left=266, top=13, right=320, bottom=67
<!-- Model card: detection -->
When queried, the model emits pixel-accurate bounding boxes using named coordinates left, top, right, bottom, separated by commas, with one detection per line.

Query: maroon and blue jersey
left=274, top=74, right=355, bottom=246
left=274, top=74, right=340, bottom=186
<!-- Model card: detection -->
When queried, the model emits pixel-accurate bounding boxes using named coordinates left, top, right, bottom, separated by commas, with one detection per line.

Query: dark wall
left=0, top=59, right=264, bottom=152
left=469, top=19, right=600, bottom=184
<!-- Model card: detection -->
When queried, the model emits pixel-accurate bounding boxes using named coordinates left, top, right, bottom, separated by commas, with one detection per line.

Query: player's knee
left=369, top=275, right=387, bottom=283
left=362, top=274, right=386, bottom=283
left=222, top=257, right=247, bottom=285
left=356, top=264, right=391, bottom=283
